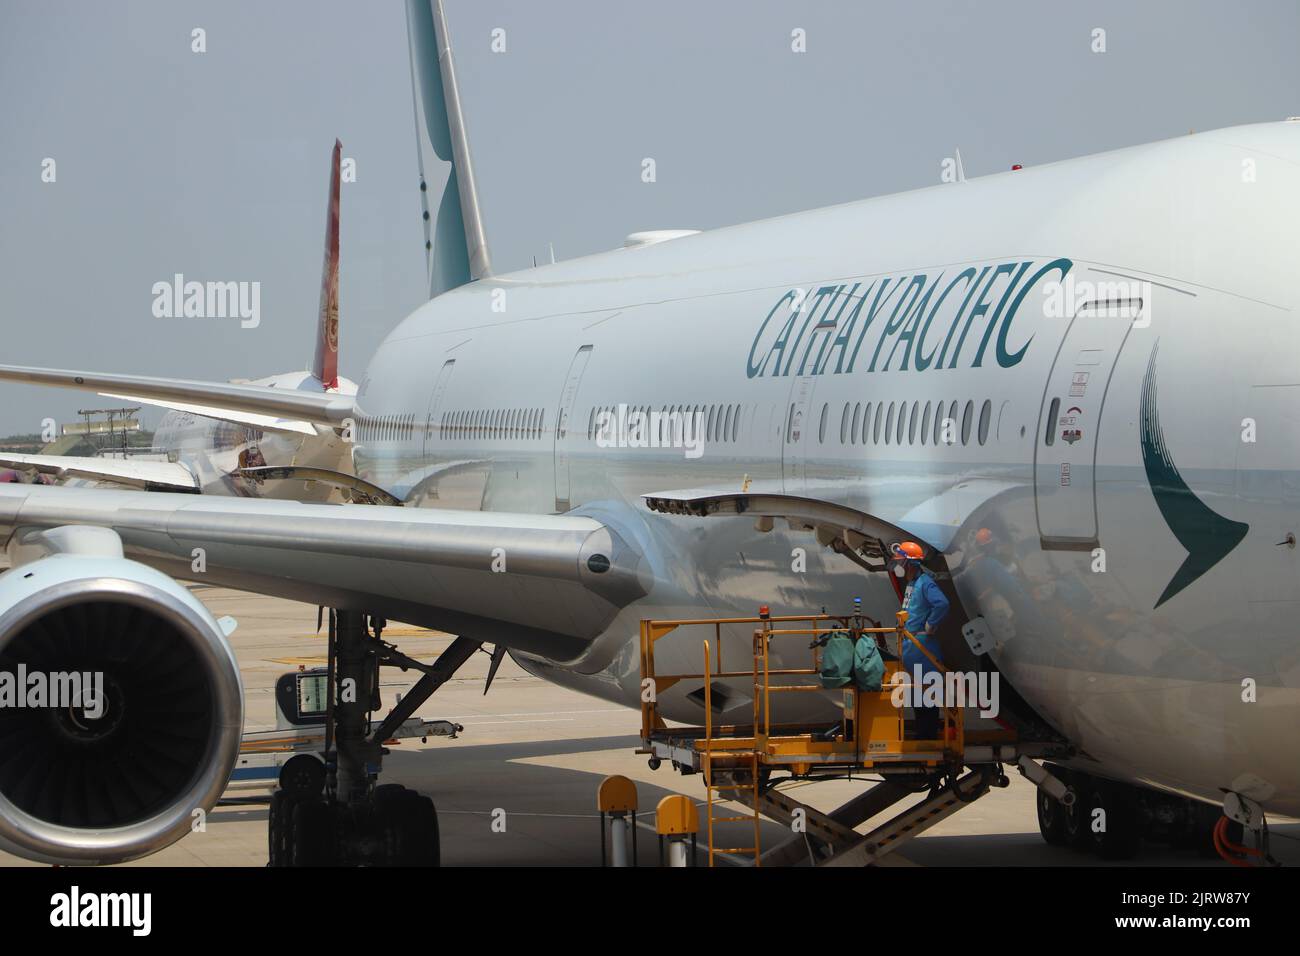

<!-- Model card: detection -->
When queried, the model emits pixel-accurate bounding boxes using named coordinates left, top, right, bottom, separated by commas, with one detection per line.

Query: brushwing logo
left=1140, top=343, right=1248, bottom=607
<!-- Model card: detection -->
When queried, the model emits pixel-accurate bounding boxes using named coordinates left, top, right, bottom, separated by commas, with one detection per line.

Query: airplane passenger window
left=961, top=400, right=974, bottom=445
left=707, top=405, right=717, bottom=442
left=885, top=402, right=895, bottom=445
left=840, top=404, right=849, bottom=444
left=920, top=402, right=931, bottom=445
left=978, top=400, right=992, bottom=445
left=908, top=401, right=919, bottom=444
left=861, top=403, right=872, bottom=445
left=873, top=403, right=884, bottom=444
left=896, top=402, right=907, bottom=445
left=851, top=402, right=861, bottom=444
left=819, top=403, right=828, bottom=443
left=727, top=404, right=737, bottom=442
left=1045, top=397, right=1060, bottom=446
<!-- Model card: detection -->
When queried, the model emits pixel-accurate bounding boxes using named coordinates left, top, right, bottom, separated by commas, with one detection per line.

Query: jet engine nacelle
left=0, top=546, right=242, bottom=864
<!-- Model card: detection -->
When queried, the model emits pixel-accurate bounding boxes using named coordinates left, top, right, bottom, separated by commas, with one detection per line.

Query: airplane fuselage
left=349, top=122, right=1300, bottom=815
left=152, top=371, right=357, bottom=500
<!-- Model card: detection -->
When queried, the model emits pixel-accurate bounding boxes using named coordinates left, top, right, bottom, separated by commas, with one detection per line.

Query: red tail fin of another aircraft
left=313, top=140, right=342, bottom=390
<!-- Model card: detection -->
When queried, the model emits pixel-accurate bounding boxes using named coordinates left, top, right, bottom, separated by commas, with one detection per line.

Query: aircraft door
left=782, top=374, right=818, bottom=494
left=1035, top=297, right=1141, bottom=548
left=553, top=344, right=593, bottom=512
left=421, top=359, right=456, bottom=458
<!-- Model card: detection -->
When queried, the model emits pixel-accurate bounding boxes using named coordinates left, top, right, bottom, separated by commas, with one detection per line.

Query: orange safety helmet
left=891, top=541, right=924, bottom=562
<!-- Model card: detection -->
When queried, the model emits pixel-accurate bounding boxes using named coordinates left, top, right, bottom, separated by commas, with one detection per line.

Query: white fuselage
left=352, top=123, right=1300, bottom=814
left=152, top=370, right=357, bottom=500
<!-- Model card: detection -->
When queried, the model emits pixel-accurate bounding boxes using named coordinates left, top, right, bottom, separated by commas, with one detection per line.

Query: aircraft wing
left=98, top=392, right=318, bottom=436
left=0, top=482, right=647, bottom=663
left=0, top=364, right=354, bottom=430
left=0, top=453, right=199, bottom=492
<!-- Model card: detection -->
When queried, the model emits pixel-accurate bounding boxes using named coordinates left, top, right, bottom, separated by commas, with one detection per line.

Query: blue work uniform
left=901, top=569, right=949, bottom=675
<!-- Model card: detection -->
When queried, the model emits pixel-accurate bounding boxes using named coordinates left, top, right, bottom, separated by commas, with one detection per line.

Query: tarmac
left=1, top=585, right=1296, bottom=867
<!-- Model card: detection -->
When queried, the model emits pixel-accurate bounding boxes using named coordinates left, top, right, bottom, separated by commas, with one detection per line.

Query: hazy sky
left=2, top=0, right=1298, bottom=434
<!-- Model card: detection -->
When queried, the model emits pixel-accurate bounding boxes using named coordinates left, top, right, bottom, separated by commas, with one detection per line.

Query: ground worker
left=892, top=541, right=950, bottom=740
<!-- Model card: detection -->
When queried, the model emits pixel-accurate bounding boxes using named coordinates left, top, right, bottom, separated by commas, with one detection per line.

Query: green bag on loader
left=817, top=632, right=856, bottom=688
left=853, top=636, right=885, bottom=692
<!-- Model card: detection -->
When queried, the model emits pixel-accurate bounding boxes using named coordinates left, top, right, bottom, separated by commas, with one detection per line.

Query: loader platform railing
left=638, top=609, right=1020, bottom=866
left=639, top=609, right=988, bottom=773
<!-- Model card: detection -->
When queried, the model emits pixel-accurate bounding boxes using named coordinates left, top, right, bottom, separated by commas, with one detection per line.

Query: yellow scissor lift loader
left=639, top=609, right=1020, bottom=866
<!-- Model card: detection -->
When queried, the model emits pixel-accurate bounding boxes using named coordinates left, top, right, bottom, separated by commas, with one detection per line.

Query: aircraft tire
left=1086, top=781, right=1142, bottom=860
left=268, top=790, right=295, bottom=866
left=375, top=784, right=440, bottom=867
left=1036, top=786, right=1069, bottom=846
left=1059, top=770, right=1092, bottom=850
left=289, top=799, right=337, bottom=866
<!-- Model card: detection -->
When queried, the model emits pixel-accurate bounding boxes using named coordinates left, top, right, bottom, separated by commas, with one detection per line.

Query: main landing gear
left=1035, top=763, right=1243, bottom=861
left=268, top=609, right=478, bottom=866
